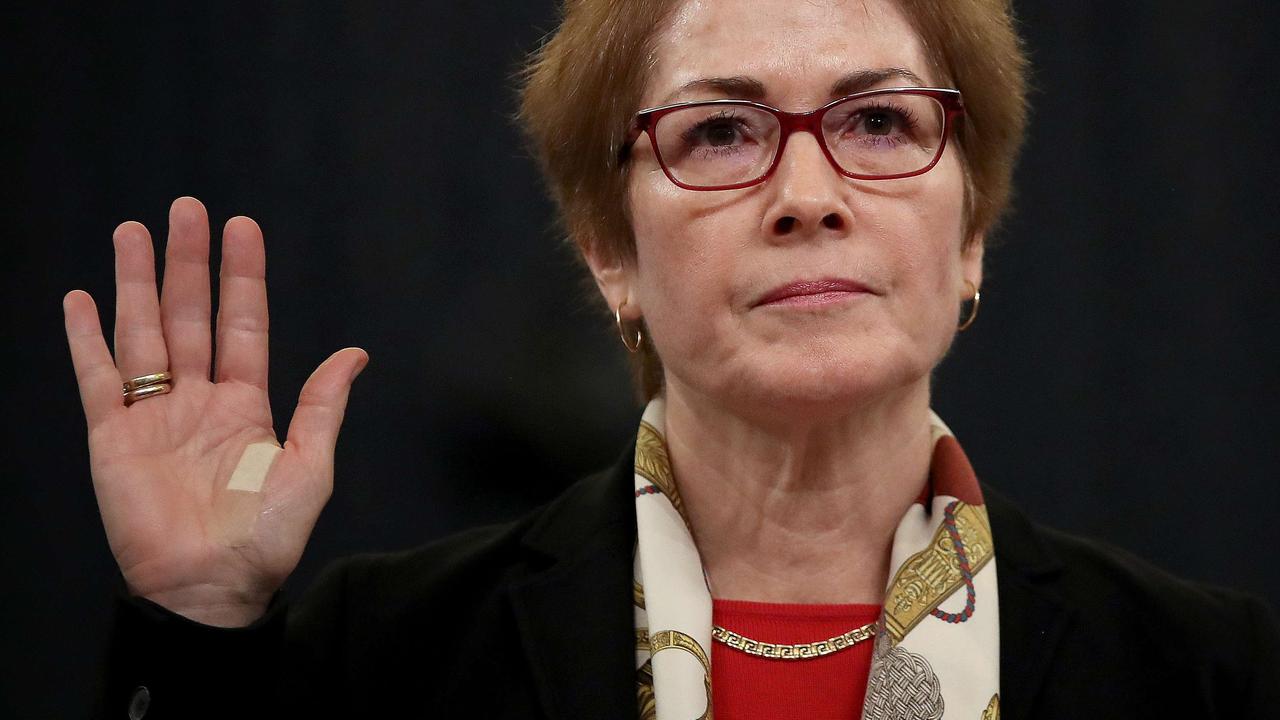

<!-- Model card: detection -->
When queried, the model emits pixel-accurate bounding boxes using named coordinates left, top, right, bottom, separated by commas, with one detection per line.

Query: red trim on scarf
left=915, top=434, right=983, bottom=506
left=711, top=599, right=881, bottom=720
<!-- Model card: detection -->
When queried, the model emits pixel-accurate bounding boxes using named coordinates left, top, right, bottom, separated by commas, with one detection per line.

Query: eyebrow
left=832, top=67, right=927, bottom=97
left=658, top=67, right=928, bottom=106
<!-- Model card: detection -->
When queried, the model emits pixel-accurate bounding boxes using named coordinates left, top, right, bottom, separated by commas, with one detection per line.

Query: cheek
left=629, top=179, right=745, bottom=337
left=879, top=168, right=969, bottom=337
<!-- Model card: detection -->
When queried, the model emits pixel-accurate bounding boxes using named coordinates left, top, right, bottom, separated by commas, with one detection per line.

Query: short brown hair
left=519, top=0, right=1029, bottom=400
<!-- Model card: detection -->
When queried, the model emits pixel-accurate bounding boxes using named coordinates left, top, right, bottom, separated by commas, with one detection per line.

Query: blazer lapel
left=984, top=485, right=1078, bottom=720
left=508, top=451, right=638, bottom=719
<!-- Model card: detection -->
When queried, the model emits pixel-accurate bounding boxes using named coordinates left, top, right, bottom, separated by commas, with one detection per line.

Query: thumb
left=285, top=347, right=368, bottom=459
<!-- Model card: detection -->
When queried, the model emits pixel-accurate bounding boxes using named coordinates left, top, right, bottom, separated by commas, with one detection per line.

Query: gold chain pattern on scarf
left=711, top=620, right=877, bottom=660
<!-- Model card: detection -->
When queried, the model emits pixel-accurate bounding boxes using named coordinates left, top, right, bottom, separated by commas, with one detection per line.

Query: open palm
left=64, top=197, right=367, bottom=627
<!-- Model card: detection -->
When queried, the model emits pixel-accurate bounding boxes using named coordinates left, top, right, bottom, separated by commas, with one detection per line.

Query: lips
left=753, top=278, right=875, bottom=308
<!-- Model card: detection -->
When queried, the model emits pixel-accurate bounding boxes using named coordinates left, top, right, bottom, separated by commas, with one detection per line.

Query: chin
left=702, top=340, right=932, bottom=423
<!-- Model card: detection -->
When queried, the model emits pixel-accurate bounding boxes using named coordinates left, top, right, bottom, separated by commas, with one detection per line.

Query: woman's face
left=610, top=0, right=981, bottom=420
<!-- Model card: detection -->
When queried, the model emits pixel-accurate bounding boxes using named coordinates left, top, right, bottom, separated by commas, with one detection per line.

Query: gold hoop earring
left=615, top=300, right=643, bottom=353
left=958, top=280, right=981, bottom=331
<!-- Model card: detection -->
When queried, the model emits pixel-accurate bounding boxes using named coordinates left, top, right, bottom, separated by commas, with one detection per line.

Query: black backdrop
left=6, top=2, right=1279, bottom=716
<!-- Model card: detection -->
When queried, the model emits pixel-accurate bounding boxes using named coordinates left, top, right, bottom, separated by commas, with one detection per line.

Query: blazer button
left=128, top=686, right=151, bottom=719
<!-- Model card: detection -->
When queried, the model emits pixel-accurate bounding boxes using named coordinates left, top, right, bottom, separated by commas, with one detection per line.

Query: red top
left=711, top=598, right=881, bottom=720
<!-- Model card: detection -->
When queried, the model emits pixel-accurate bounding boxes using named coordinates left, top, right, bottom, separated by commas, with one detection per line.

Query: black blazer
left=101, top=446, right=1280, bottom=719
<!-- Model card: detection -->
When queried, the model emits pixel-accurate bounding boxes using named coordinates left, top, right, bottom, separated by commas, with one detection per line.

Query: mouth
left=753, top=278, right=876, bottom=308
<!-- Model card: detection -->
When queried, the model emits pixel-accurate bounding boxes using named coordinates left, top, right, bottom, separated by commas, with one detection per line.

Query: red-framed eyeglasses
left=622, top=87, right=964, bottom=191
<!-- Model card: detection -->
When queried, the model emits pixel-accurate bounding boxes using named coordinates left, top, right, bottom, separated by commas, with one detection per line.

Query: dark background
left=6, top=2, right=1279, bottom=716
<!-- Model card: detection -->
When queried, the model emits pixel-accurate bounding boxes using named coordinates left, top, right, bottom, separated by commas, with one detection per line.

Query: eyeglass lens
left=652, top=93, right=946, bottom=188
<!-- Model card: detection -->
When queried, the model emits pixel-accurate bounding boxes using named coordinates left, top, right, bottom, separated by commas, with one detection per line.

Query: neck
left=661, top=379, right=934, bottom=605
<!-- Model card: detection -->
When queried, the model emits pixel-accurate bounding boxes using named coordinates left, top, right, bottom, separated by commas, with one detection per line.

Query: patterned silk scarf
left=632, top=398, right=1001, bottom=720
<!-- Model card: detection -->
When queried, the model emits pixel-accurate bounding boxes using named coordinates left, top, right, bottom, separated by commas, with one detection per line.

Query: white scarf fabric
left=632, top=398, right=1001, bottom=720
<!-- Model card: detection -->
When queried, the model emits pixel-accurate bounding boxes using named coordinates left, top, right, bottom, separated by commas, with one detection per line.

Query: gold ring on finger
left=123, top=382, right=172, bottom=406
left=123, top=371, right=173, bottom=392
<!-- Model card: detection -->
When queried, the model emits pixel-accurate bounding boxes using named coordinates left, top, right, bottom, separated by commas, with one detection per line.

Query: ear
left=582, top=241, right=640, bottom=319
left=960, top=231, right=985, bottom=296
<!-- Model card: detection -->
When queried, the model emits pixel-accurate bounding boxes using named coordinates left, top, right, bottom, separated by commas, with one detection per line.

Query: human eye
left=822, top=93, right=945, bottom=176
left=676, top=108, right=759, bottom=158
left=849, top=103, right=917, bottom=142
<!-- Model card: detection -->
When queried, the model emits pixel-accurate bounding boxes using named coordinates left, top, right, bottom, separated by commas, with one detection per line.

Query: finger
left=64, top=290, right=124, bottom=426
left=284, top=348, right=369, bottom=461
left=160, top=197, right=213, bottom=381
left=112, top=221, right=170, bottom=380
left=214, top=216, right=269, bottom=389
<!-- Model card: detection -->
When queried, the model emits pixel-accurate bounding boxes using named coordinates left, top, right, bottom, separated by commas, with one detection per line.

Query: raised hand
left=64, top=197, right=367, bottom=627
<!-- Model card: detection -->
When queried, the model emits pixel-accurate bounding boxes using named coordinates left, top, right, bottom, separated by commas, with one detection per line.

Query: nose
left=761, top=131, right=851, bottom=240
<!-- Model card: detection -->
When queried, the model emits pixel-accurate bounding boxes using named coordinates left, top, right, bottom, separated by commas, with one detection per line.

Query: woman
left=68, top=0, right=1277, bottom=718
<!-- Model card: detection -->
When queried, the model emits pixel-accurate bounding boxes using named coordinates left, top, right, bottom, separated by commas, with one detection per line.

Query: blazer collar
left=507, top=445, right=639, bottom=719
left=506, top=444, right=1078, bottom=720
left=983, top=483, right=1078, bottom=720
